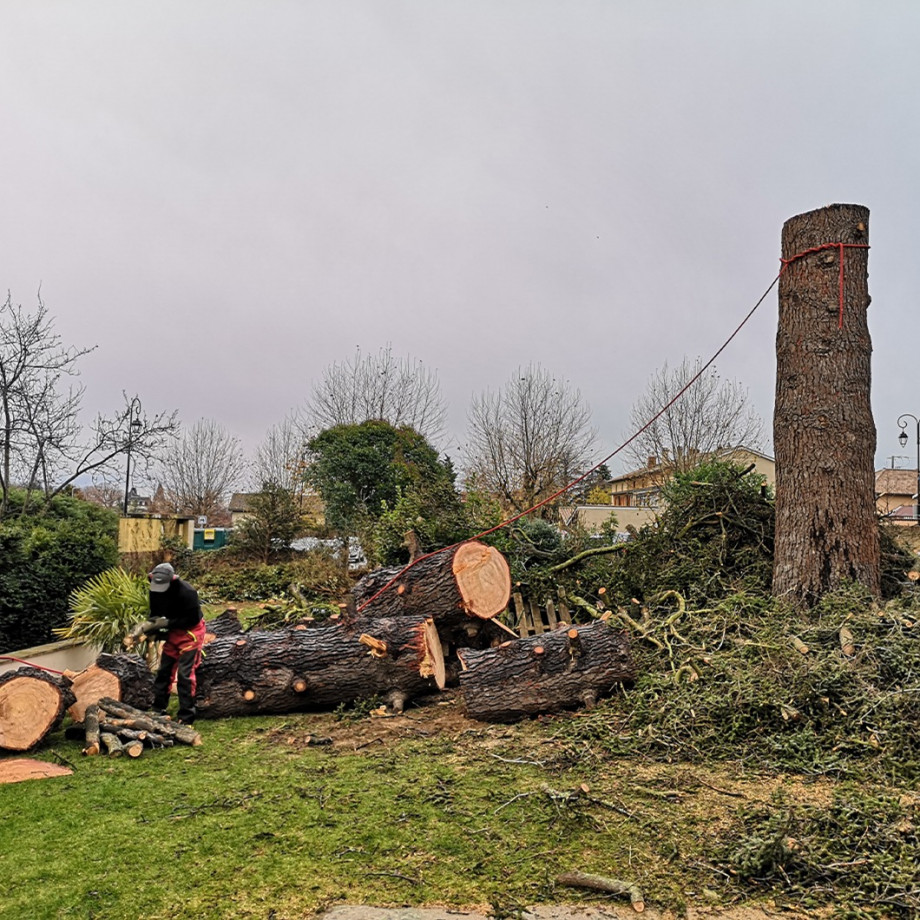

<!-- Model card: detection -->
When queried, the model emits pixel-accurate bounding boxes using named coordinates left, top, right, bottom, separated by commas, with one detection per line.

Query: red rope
left=0, top=655, right=65, bottom=675
left=355, top=272, right=781, bottom=613
left=780, top=242, right=869, bottom=328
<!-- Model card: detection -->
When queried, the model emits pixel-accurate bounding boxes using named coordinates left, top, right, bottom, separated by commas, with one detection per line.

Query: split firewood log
left=352, top=541, right=512, bottom=648
left=195, top=615, right=445, bottom=718
left=66, top=653, right=155, bottom=722
left=457, top=622, right=634, bottom=723
left=0, top=666, right=76, bottom=752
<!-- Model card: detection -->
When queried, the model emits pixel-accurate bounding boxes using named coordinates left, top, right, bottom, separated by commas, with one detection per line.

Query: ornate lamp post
left=123, top=398, right=143, bottom=516
left=897, top=414, right=920, bottom=524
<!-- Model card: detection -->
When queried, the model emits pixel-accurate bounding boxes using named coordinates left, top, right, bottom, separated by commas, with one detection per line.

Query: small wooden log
left=0, top=667, right=76, bottom=752
left=83, top=703, right=101, bottom=756
left=556, top=871, right=645, bottom=912
left=101, top=732, right=124, bottom=756
left=458, top=622, right=633, bottom=723
left=122, top=739, right=144, bottom=758
left=204, top=608, right=245, bottom=642
left=68, top=653, right=155, bottom=722
left=195, top=616, right=445, bottom=719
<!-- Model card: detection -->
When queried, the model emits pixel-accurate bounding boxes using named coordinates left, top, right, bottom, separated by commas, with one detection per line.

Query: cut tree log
left=67, top=653, right=155, bottom=722
left=457, top=622, right=633, bottom=722
left=204, top=608, right=245, bottom=641
left=83, top=703, right=101, bottom=756
left=0, top=666, right=76, bottom=752
left=353, top=541, right=512, bottom=649
left=195, top=615, right=445, bottom=718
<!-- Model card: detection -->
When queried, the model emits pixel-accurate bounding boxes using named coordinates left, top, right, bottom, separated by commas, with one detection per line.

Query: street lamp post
left=897, top=414, right=920, bottom=525
left=123, top=398, right=143, bottom=516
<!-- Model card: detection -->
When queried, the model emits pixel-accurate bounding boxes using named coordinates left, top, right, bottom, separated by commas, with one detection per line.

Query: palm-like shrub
left=55, top=568, right=151, bottom=657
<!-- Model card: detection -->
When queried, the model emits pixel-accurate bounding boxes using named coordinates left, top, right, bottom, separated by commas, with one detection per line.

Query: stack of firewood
left=81, top=698, right=201, bottom=757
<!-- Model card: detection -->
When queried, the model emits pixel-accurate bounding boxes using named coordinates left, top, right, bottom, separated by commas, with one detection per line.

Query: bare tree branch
left=464, top=364, right=596, bottom=516
left=624, top=357, right=765, bottom=475
left=306, top=345, right=447, bottom=445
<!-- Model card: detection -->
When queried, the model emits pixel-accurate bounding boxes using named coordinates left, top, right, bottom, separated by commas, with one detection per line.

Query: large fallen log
left=66, top=653, right=155, bottom=722
left=195, top=615, right=445, bottom=718
left=0, top=667, right=76, bottom=752
left=353, top=541, right=512, bottom=647
left=457, top=622, right=634, bottom=722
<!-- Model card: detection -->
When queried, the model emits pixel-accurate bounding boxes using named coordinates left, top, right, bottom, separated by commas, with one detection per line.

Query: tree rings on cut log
left=0, top=667, right=76, bottom=752
left=353, top=541, right=511, bottom=629
left=452, top=541, right=512, bottom=619
left=67, top=653, right=155, bottom=722
left=457, top=622, right=633, bottom=723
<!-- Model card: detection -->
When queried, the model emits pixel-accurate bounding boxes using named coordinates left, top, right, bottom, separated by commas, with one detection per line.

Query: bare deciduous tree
left=0, top=293, right=177, bottom=517
left=624, top=357, right=764, bottom=475
left=252, top=414, right=309, bottom=493
left=465, top=364, right=596, bottom=516
left=307, top=345, right=446, bottom=444
left=159, top=418, right=246, bottom=520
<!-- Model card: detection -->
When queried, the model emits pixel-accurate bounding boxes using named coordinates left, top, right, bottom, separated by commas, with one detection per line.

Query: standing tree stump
left=0, top=667, right=76, bottom=752
left=773, top=203, right=880, bottom=606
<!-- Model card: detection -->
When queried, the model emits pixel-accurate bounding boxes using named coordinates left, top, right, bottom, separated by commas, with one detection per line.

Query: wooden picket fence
left=509, top=586, right=573, bottom=638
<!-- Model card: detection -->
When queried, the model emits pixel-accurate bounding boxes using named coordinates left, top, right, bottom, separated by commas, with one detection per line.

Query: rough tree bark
left=66, top=653, right=155, bottom=722
left=457, top=622, right=633, bottom=722
left=0, top=667, right=76, bottom=752
left=773, top=203, right=880, bottom=606
left=195, top=615, right=445, bottom=718
left=353, top=541, right=511, bottom=648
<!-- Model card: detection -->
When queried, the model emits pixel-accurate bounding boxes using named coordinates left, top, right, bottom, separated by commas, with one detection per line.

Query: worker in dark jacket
left=126, top=562, right=206, bottom=724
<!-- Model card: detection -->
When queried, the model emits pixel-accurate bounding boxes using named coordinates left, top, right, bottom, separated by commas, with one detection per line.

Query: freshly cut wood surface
left=0, top=758, right=73, bottom=784
left=0, top=668, right=76, bottom=752
left=68, top=653, right=154, bottom=722
left=353, top=541, right=512, bottom=633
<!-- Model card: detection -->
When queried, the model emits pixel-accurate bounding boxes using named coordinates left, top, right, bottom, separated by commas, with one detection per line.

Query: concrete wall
left=561, top=504, right=657, bottom=533
left=0, top=638, right=100, bottom=676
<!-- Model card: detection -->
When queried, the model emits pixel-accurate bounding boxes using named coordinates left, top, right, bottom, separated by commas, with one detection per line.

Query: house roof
left=228, top=492, right=257, bottom=512
left=875, top=468, right=918, bottom=497
left=610, top=445, right=774, bottom=485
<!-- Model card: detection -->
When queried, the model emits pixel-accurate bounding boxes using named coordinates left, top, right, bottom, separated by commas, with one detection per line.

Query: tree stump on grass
left=0, top=667, right=76, bottom=752
left=457, top=622, right=633, bottom=722
left=353, top=541, right=511, bottom=649
left=195, top=615, right=445, bottom=718
left=67, top=653, right=155, bottom=722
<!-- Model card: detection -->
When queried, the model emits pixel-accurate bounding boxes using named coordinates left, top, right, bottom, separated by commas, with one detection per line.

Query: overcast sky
left=2, top=2, right=918, bottom=479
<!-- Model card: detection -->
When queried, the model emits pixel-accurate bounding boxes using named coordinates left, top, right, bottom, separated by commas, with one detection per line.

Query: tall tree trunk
left=773, top=203, right=880, bottom=606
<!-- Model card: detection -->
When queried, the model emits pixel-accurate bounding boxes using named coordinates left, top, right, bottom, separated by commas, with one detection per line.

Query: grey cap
left=148, top=562, right=176, bottom=593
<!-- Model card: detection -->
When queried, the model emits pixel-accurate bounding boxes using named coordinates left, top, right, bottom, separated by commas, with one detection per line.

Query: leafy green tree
left=0, top=489, right=119, bottom=651
left=307, top=420, right=466, bottom=564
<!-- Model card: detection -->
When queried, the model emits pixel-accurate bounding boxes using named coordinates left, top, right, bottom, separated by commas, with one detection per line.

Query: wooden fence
left=509, top=587, right=573, bottom=638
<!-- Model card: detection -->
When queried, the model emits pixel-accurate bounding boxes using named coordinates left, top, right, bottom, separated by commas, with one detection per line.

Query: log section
left=457, top=622, right=633, bottom=722
left=67, top=653, right=155, bottom=722
left=353, top=541, right=511, bottom=627
left=0, top=667, right=76, bottom=752
left=195, top=615, right=445, bottom=719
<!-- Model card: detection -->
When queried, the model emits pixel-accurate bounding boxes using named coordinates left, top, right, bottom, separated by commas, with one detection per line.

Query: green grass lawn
left=2, top=696, right=916, bottom=920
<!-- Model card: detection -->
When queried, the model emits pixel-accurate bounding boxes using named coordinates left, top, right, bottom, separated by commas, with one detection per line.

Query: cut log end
left=452, top=541, right=512, bottom=620
left=0, top=677, right=64, bottom=752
